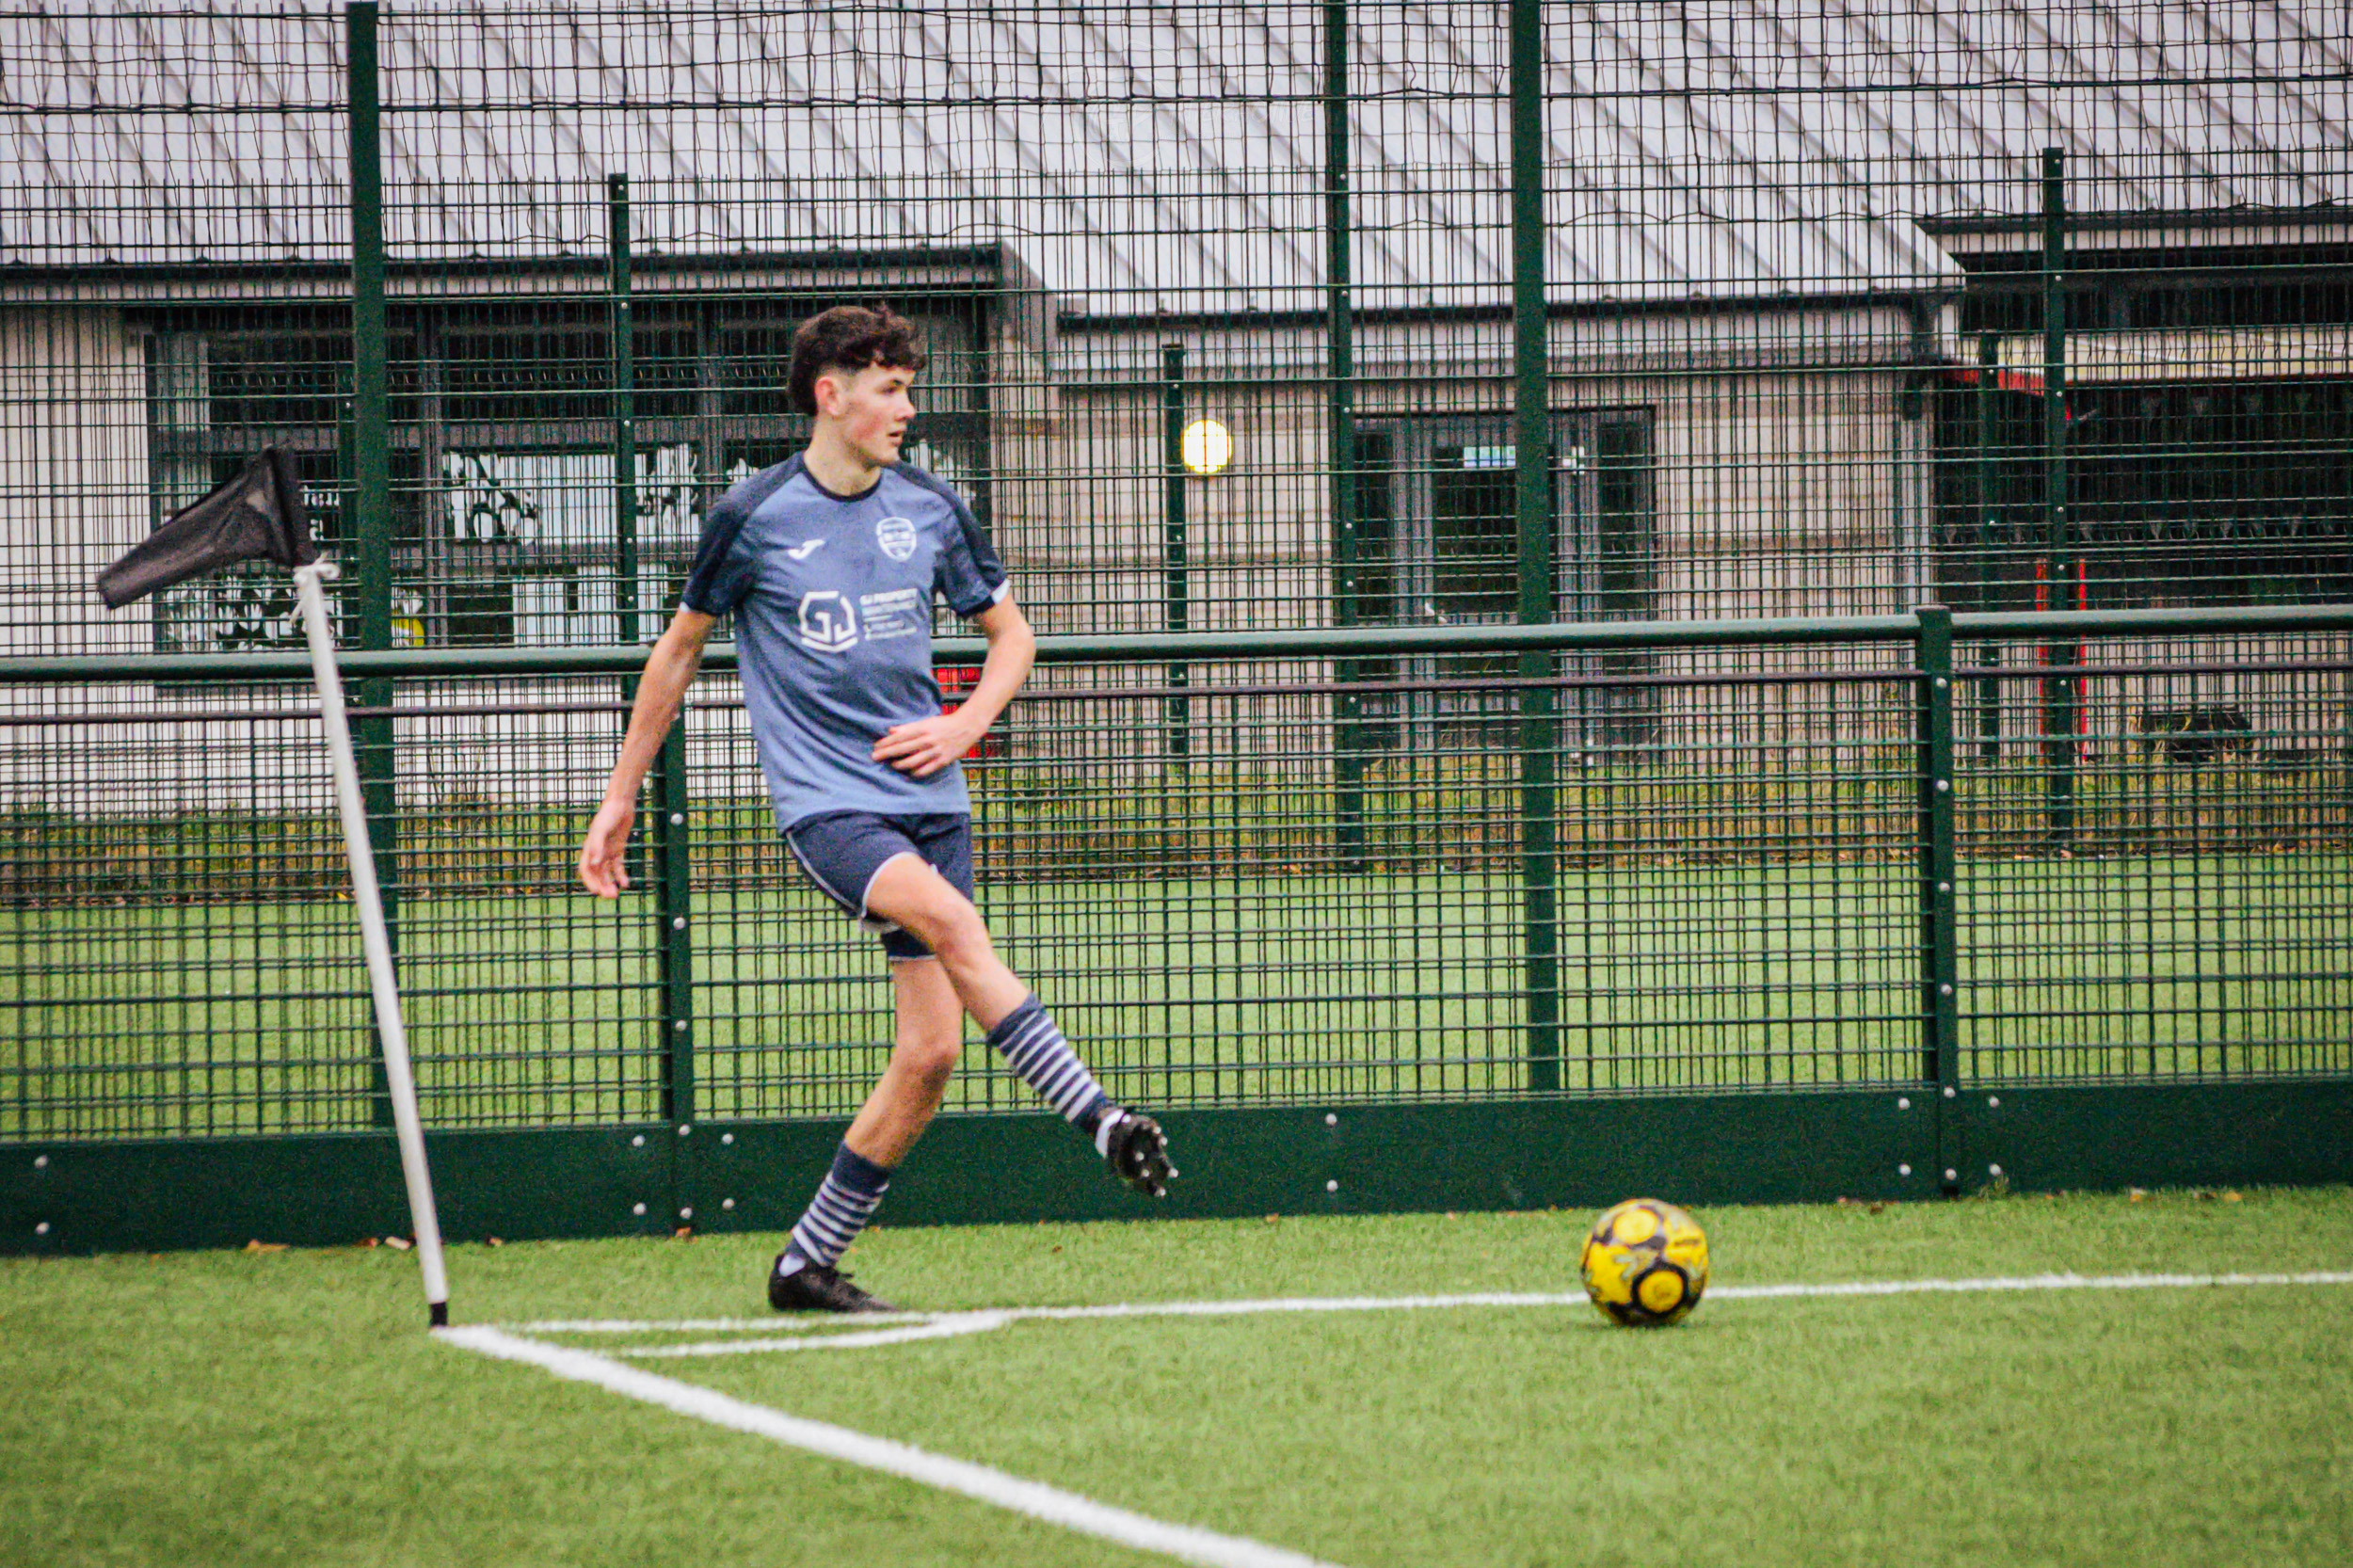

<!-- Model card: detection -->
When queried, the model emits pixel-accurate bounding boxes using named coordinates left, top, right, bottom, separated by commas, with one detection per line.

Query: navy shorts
left=785, top=810, right=975, bottom=960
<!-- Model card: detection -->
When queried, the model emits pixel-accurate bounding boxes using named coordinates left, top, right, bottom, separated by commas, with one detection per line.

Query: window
left=142, top=294, right=997, bottom=648
left=1935, top=374, right=2353, bottom=611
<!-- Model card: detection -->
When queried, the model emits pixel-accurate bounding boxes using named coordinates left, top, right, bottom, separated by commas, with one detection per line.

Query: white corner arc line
left=438, top=1325, right=1350, bottom=1568
left=619, top=1313, right=1013, bottom=1358
left=512, top=1270, right=2353, bottom=1339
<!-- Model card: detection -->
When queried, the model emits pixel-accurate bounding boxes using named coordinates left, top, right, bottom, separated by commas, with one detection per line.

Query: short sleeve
left=928, top=486, right=1008, bottom=618
left=680, top=461, right=794, bottom=616
left=679, top=496, right=755, bottom=616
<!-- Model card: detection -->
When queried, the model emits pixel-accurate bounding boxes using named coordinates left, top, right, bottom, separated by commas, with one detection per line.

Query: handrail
left=2, top=603, right=2347, bottom=684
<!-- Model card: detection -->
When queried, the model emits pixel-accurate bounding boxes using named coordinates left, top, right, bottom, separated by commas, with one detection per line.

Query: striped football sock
left=779, top=1144, right=892, bottom=1274
left=986, top=995, right=1113, bottom=1135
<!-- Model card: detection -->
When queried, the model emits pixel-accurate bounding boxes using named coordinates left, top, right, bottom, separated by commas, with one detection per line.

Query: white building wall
left=0, top=305, right=151, bottom=659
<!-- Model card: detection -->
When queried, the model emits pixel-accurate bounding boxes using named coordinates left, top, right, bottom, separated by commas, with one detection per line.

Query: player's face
left=823, top=363, right=917, bottom=469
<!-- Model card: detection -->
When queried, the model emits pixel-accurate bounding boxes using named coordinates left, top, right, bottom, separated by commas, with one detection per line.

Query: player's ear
left=812, top=368, right=844, bottom=419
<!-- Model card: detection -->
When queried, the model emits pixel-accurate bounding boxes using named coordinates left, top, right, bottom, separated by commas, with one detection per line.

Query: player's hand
left=873, top=712, right=984, bottom=778
left=579, top=796, right=635, bottom=898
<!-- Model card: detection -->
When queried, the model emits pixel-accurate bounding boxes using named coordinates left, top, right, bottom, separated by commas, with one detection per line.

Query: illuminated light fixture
left=1180, top=418, right=1233, bottom=475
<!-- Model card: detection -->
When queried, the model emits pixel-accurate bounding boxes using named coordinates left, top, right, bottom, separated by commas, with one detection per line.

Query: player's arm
left=580, top=606, right=718, bottom=896
left=874, top=593, right=1033, bottom=779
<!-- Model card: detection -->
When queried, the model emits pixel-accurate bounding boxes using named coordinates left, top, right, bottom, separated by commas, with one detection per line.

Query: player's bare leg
left=768, top=962, right=961, bottom=1314
left=866, top=855, right=1175, bottom=1196
left=864, top=854, right=1028, bottom=1029
left=842, top=958, right=964, bottom=1167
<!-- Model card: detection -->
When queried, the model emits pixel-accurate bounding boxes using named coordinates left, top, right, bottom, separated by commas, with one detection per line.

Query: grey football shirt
left=680, top=455, right=1008, bottom=827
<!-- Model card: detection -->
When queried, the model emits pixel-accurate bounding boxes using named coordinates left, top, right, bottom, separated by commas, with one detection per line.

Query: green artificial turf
left=6, top=1189, right=2351, bottom=1567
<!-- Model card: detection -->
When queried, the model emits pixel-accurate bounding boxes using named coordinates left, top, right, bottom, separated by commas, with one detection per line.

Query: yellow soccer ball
left=1579, top=1198, right=1710, bottom=1327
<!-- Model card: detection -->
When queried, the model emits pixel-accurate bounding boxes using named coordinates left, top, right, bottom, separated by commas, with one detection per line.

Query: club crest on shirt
left=875, top=516, right=918, bottom=562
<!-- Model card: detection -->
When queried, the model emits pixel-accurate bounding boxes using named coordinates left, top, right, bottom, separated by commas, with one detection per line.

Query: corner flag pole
left=98, top=450, right=449, bottom=1325
left=294, top=560, right=450, bottom=1327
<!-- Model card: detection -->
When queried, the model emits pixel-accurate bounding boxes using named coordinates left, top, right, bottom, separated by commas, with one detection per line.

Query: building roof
left=0, top=3, right=2345, bottom=316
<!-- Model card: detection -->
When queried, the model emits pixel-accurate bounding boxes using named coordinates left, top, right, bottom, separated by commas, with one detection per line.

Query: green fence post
left=1511, top=0, right=1560, bottom=1093
left=1162, top=343, right=1191, bottom=762
left=346, top=0, right=399, bottom=1128
left=2041, top=148, right=2078, bottom=850
left=1327, top=0, right=1366, bottom=869
left=1916, top=604, right=1961, bottom=1191
left=1974, top=332, right=2003, bottom=763
left=611, top=172, right=637, bottom=640
left=611, top=174, right=648, bottom=892
left=347, top=2, right=391, bottom=660
left=651, top=716, right=694, bottom=1138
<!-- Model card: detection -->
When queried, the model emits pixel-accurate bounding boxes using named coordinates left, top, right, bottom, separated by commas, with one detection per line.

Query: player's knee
left=896, top=1032, right=961, bottom=1093
left=908, top=894, right=991, bottom=967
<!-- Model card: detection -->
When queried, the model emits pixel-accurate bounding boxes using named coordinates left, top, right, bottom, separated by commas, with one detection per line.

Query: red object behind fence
left=936, top=664, right=1005, bottom=760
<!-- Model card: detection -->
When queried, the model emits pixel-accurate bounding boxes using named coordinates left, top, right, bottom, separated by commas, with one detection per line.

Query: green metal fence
left=3, top=605, right=2346, bottom=1252
left=1, top=4, right=2349, bottom=1249
left=4, top=5, right=2350, bottom=659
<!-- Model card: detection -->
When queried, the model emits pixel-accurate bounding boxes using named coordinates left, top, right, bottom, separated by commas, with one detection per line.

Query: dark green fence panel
left=1, top=609, right=2345, bottom=1253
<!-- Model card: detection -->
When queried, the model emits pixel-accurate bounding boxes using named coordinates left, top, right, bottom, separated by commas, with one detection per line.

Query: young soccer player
left=579, top=304, right=1174, bottom=1313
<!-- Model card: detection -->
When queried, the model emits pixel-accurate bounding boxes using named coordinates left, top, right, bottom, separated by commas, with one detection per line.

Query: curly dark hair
left=786, top=304, right=927, bottom=417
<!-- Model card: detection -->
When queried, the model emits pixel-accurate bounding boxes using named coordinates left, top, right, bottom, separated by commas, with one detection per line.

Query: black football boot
left=768, top=1256, right=897, bottom=1313
left=1100, top=1111, right=1176, bottom=1198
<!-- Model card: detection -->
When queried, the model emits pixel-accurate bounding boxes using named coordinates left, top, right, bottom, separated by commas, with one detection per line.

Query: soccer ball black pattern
left=1579, top=1197, right=1710, bottom=1327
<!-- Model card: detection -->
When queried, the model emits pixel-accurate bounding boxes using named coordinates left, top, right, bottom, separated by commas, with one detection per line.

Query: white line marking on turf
left=447, top=1274, right=2351, bottom=1563
left=515, top=1270, right=2353, bottom=1344
left=437, top=1325, right=1348, bottom=1568
left=619, top=1312, right=1013, bottom=1358
left=1715, top=1270, right=2353, bottom=1299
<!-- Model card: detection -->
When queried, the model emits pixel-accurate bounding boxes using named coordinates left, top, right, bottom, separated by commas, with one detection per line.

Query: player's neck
left=802, top=427, right=886, bottom=499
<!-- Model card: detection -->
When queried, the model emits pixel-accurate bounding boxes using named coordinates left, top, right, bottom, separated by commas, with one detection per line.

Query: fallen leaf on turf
left=2223, top=1192, right=2243, bottom=1203
left=384, top=1235, right=413, bottom=1251
left=2129, top=1189, right=2149, bottom=1201
left=1869, top=1202, right=1887, bottom=1214
left=486, top=1237, right=504, bottom=1247
left=243, top=1240, right=288, bottom=1254
left=354, top=1237, right=379, bottom=1249
left=1263, top=1214, right=1280, bottom=1224
left=674, top=1226, right=694, bottom=1240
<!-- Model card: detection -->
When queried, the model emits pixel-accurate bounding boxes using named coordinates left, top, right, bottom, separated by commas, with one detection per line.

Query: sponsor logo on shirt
left=796, top=590, right=858, bottom=653
left=875, top=516, right=918, bottom=562
left=859, top=587, right=926, bottom=642
left=785, top=538, right=826, bottom=560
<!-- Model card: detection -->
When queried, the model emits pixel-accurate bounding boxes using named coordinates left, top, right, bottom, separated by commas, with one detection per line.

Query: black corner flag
left=97, top=447, right=315, bottom=609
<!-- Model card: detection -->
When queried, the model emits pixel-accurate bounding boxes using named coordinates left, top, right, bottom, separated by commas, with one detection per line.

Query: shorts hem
left=856, top=849, right=923, bottom=928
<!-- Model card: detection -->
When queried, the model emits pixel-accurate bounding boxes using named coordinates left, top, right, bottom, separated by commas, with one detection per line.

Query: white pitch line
left=619, top=1313, right=1013, bottom=1358
left=438, top=1325, right=1348, bottom=1568
left=514, top=1293, right=1584, bottom=1335
left=1714, top=1270, right=2353, bottom=1300
left=515, top=1270, right=2353, bottom=1340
